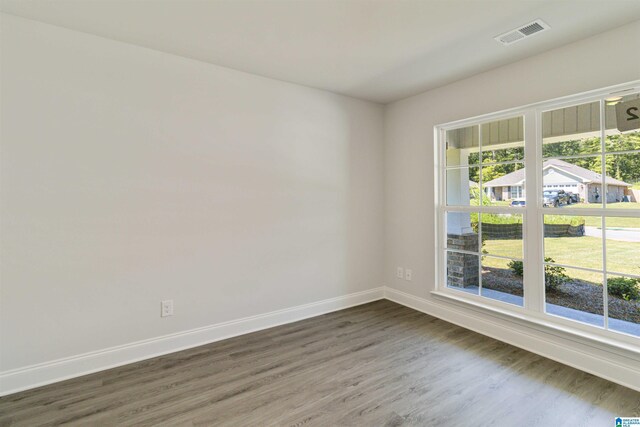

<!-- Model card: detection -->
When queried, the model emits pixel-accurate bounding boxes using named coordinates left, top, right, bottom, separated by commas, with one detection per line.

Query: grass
left=475, top=199, right=640, bottom=210
left=564, top=203, right=640, bottom=228
left=470, top=212, right=522, bottom=224
left=542, top=215, right=585, bottom=226
left=566, top=202, right=640, bottom=211
left=482, top=236, right=640, bottom=283
left=584, top=216, right=639, bottom=228
left=477, top=213, right=639, bottom=228
left=468, top=199, right=640, bottom=282
left=473, top=213, right=585, bottom=226
left=469, top=200, right=640, bottom=228
left=543, top=213, right=640, bottom=229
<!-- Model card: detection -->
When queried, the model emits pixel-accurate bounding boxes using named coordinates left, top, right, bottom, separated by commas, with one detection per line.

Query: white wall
left=0, top=13, right=384, bottom=378
left=384, top=19, right=639, bottom=298
left=384, top=20, right=640, bottom=389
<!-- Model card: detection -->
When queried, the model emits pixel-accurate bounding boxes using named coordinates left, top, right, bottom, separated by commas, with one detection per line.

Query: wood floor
left=1, top=300, right=639, bottom=426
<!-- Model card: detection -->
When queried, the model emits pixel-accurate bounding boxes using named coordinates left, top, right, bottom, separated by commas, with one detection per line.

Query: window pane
left=542, top=156, right=601, bottom=208
left=545, top=266, right=604, bottom=328
left=544, top=214, right=600, bottom=270
left=481, top=256, right=523, bottom=306
left=446, top=212, right=479, bottom=253
left=480, top=116, right=524, bottom=163
left=482, top=162, right=525, bottom=206
left=605, top=216, right=640, bottom=277
left=604, top=92, right=640, bottom=153
left=446, top=167, right=481, bottom=206
left=542, top=101, right=600, bottom=157
left=603, top=152, right=640, bottom=204
left=481, top=213, right=523, bottom=258
left=607, top=274, right=640, bottom=337
left=446, top=125, right=479, bottom=167
left=446, top=250, right=479, bottom=295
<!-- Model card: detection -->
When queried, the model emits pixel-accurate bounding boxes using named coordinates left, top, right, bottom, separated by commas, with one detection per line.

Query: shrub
left=508, top=260, right=523, bottom=277
left=544, top=258, right=568, bottom=292
left=509, top=258, right=567, bottom=292
left=543, top=215, right=585, bottom=226
left=607, top=277, right=640, bottom=301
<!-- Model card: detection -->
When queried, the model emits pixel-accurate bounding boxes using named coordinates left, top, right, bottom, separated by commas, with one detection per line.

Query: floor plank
left=1, top=300, right=638, bottom=426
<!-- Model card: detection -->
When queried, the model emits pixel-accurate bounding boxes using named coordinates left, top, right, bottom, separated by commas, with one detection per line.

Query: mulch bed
left=481, top=266, right=640, bottom=324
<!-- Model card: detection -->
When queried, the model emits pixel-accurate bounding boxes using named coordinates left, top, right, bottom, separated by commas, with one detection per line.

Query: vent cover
left=495, top=19, right=550, bottom=46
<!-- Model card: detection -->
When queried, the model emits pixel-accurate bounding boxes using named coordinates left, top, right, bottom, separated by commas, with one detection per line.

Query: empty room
left=1, top=0, right=640, bottom=425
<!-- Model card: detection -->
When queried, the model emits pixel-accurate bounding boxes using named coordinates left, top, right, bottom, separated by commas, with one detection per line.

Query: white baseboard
left=4, top=285, right=638, bottom=397
left=0, top=287, right=384, bottom=396
left=384, top=286, right=640, bottom=392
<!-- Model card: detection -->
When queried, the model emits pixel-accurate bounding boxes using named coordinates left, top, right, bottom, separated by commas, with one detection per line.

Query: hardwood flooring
left=1, top=300, right=639, bottom=426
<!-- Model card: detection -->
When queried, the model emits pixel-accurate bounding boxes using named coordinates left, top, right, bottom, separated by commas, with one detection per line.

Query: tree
left=464, top=133, right=639, bottom=186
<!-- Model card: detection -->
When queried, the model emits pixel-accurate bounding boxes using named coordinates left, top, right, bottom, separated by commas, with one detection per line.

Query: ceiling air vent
left=495, top=19, right=550, bottom=46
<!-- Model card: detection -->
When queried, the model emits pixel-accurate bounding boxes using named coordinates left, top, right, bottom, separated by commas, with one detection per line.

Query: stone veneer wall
left=447, top=233, right=479, bottom=288
left=447, top=224, right=582, bottom=289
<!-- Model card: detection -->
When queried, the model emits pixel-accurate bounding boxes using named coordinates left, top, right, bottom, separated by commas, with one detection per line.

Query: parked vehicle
left=543, top=190, right=571, bottom=207
left=567, top=192, right=579, bottom=203
left=510, top=198, right=526, bottom=207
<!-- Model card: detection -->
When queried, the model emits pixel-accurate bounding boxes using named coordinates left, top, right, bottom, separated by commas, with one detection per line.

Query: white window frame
left=434, top=80, right=640, bottom=350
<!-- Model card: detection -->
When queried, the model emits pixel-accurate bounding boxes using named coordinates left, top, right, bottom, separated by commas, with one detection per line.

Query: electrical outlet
left=161, top=300, right=174, bottom=317
left=396, top=267, right=404, bottom=279
left=405, top=269, right=413, bottom=281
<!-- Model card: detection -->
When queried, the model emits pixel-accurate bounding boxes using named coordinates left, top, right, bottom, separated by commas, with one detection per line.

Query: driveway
left=584, top=226, right=640, bottom=242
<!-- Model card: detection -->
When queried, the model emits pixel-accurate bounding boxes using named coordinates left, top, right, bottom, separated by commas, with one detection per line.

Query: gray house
left=483, top=159, right=631, bottom=203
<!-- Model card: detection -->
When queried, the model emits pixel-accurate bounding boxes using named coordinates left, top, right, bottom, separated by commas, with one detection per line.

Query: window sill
left=430, top=290, right=640, bottom=360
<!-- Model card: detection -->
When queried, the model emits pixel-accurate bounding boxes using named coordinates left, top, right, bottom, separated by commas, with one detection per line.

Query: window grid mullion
left=478, top=125, right=483, bottom=296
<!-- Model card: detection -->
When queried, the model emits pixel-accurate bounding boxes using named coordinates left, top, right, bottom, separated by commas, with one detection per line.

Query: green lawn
left=473, top=200, right=640, bottom=282
left=583, top=216, right=640, bottom=228
left=569, top=202, right=640, bottom=210
left=562, top=203, right=640, bottom=228
left=483, top=236, right=640, bottom=283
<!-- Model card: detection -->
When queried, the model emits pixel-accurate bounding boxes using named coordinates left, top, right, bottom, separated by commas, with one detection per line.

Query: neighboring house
left=483, top=159, right=631, bottom=203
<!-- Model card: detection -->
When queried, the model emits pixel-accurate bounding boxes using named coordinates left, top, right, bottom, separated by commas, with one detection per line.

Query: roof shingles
left=482, top=159, right=630, bottom=187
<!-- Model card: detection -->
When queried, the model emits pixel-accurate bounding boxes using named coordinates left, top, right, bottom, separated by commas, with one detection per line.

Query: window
left=444, top=116, right=525, bottom=306
left=510, top=186, right=522, bottom=199
left=437, top=82, right=640, bottom=344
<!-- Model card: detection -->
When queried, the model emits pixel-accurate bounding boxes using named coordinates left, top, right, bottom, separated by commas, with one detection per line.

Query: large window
left=437, top=82, right=640, bottom=344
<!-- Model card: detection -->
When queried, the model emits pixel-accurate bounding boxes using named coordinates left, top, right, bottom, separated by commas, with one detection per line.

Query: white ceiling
left=2, top=0, right=640, bottom=103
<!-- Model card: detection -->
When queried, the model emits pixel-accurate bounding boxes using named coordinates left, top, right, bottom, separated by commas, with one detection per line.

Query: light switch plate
left=405, top=269, right=413, bottom=281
